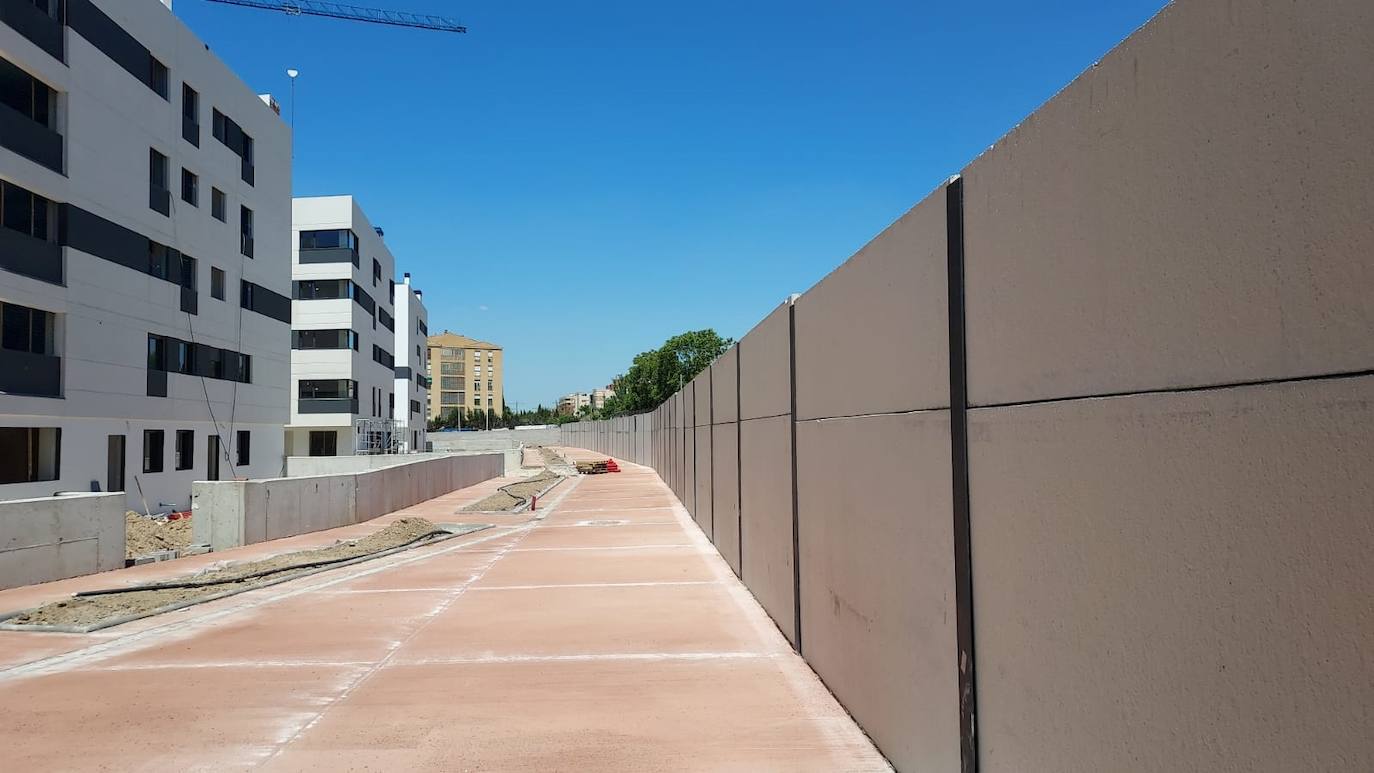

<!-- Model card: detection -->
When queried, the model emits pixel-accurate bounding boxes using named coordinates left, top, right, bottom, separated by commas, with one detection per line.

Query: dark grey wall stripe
left=66, top=0, right=165, bottom=97
left=946, top=176, right=980, bottom=773
left=788, top=300, right=803, bottom=652
left=61, top=204, right=199, bottom=309
left=240, top=280, right=290, bottom=324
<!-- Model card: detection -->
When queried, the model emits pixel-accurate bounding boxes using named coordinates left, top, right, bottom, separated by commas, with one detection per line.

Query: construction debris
left=576, top=458, right=621, bottom=475
left=462, top=470, right=563, bottom=512
left=125, top=511, right=193, bottom=559
left=4, top=518, right=480, bottom=631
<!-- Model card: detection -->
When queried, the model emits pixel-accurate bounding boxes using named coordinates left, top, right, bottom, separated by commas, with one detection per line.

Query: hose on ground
left=74, top=529, right=453, bottom=597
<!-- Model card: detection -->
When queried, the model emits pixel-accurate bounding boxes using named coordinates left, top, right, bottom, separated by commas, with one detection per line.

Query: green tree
left=600, top=329, right=733, bottom=417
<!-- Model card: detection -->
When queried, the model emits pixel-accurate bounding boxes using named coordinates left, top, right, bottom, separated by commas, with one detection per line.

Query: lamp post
left=286, top=69, right=299, bottom=158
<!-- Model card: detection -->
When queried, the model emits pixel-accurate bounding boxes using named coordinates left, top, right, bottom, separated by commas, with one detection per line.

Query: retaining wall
left=192, top=453, right=504, bottom=551
left=0, top=493, right=126, bottom=589
left=428, top=427, right=560, bottom=452
left=560, top=1, right=1374, bottom=770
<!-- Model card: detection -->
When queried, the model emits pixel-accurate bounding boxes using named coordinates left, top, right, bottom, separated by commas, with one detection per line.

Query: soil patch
left=538, top=447, right=567, bottom=466
left=463, top=471, right=563, bottom=512
left=8, top=517, right=447, bottom=630
left=125, top=512, right=193, bottom=558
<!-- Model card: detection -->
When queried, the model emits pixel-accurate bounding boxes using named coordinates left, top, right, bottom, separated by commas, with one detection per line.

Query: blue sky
left=176, top=0, right=1166, bottom=410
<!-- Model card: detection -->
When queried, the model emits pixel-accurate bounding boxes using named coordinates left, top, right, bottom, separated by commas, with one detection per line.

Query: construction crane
left=203, top=0, right=467, bottom=33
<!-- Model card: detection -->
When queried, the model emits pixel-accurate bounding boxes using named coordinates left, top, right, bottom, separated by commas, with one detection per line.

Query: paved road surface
left=0, top=449, right=887, bottom=771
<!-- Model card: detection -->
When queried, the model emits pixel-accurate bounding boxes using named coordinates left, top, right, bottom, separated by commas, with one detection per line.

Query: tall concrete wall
left=0, top=493, right=126, bottom=589
left=192, top=453, right=503, bottom=551
left=560, top=2, right=1374, bottom=770
left=428, top=427, right=560, bottom=452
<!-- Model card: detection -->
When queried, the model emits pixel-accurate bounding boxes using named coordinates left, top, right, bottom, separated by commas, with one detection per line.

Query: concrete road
left=0, top=450, right=888, bottom=771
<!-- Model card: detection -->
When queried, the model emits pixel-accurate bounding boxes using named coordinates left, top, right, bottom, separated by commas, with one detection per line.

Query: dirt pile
left=463, top=471, right=562, bottom=512
left=125, top=512, right=193, bottom=558
left=538, top=447, right=567, bottom=466
left=9, top=517, right=445, bottom=630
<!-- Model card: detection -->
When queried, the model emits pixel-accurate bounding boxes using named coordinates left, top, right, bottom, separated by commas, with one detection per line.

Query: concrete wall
left=0, top=493, right=125, bottom=589
left=428, top=427, right=560, bottom=452
left=560, top=2, right=1374, bottom=770
left=192, top=453, right=503, bottom=551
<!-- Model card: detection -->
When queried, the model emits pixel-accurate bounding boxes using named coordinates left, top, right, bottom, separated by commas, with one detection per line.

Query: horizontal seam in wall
left=738, top=412, right=791, bottom=422
left=969, top=367, right=1374, bottom=411
left=797, top=406, right=951, bottom=423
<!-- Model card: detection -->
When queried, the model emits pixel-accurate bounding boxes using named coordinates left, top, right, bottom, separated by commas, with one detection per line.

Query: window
left=410, top=399, right=421, bottom=415
left=146, top=334, right=165, bottom=371
left=1, top=302, right=54, bottom=355
left=441, top=376, right=463, bottom=390
left=149, top=148, right=170, bottom=215
left=175, top=429, right=193, bottom=470
left=372, top=345, right=393, bottom=369
left=488, top=379, right=493, bottom=390
left=211, top=267, right=225, bottom=300
left=143, top=429, right=164, bottom=473
left=147, top=241, right=172, bottom=280
left=440, top=391, right=461, bottom=406
left=180, top=168, right=198, bottom=206
left=388, top=392, right=394, bottom=416
left=474, top=396, right=482, bottom=406
left=212, top=109, right=226, bottom=143
left=1, top=180, right=55, bottom=241
left=211, top=188, right=226, bottom=221
left=171, top=338, right=193, bottom=374
left=292, top=329, right=357, bottom=350
left=0, top=427, right=60, bottom=485
left=298, top=379, right=356, bottom=400
left=239, top=206, right=253, bottom=257
left=440, top=362, right=464, bottom=375
left=298, top=229, right=360, bottom=265
left=389, top=280, right=395, bottom=304
left=240, top=134, right=254, bottom=185
left=182, top=83, right=199, bottom=145
left=236, top=430, right=250, bottom=466
left=292, top=279, right=352, bottom=300
left=308, top=431, right=337, bottom=457
left=0, top=57, right=57, bottom=129
left=150, top=58, right=169, bottom=100
left=179, top=254, right=196, bottom=290
left=378, top=308, right=393, bottom=331
left=372, top=258, right=381, bottom=287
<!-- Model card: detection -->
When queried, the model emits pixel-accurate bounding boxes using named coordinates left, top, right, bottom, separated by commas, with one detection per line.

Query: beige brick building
left=426, top=332, right=504, bottom=422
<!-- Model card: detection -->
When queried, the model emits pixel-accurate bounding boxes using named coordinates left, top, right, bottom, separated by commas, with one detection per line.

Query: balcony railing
left=299, top=397, right=360, bottom=414
left=0, top=348, right=61, bottom=398
left=0, top=0, right=64, bottom=62
left=298, top=246, right=359, bottom=266
left=0, top=226, right=62, bottom=285
left=0, top=100, right=63, bottom=174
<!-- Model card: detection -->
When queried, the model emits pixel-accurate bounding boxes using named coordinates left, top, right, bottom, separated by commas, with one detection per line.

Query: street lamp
left=286, top=69, right=299, bottom=155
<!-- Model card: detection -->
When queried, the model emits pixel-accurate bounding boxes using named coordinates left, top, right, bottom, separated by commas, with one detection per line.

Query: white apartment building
left=287, top=195, right=401, bottom=457
left=392, top=272, right=429, bottom=452
left=0, top=0, right=292, bottom=509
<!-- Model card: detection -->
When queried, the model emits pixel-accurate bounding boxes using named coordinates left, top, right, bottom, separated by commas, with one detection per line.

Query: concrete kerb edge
left=0, top=524, right=494, bottom=635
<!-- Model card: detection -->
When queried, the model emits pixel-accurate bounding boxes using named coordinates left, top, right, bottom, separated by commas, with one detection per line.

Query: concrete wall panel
left=738, top=415, right=795, bottom=645
left=739, top=302, right=792, bottom=421
left=693, top=370, right=712, bottom=427
left=969, top=375, right=1374, bottom=773
left=712, top=347, right=739, bottom=424
left=711, top=422, right=740, bottom=574
left=794, top=189, right=949, bottom=420
left=796, top=411, right=960, bottom=772
left=962, top=0, right=1374, bottom=405
left=0, top=493, right=125, bottom=589
left=693, top=425, right=713, bottom=539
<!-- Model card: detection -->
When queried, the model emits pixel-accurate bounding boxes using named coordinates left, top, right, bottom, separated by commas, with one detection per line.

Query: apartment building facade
left=0, top=0, right=292, bottom=508
left=392, top=272, right=429, bottom=452
left=287, top=195, right=402, bottom=456
left=426, top=331, right=503, bottom=423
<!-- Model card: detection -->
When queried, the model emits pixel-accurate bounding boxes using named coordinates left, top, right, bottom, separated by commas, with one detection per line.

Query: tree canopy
left=599, top=329, right=733, bottom=417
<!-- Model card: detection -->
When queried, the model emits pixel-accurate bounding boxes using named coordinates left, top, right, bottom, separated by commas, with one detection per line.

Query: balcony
left=0, top=0, right=64, bottom=62
left=0, top=348, right=61, bottom=398
left=0, top=226, right=62, bottom=285
left=299, top=397, right=359, bottom=414
left=0, top=100, right=63, bottom=174
left=298, top=247, right=359, bottom=266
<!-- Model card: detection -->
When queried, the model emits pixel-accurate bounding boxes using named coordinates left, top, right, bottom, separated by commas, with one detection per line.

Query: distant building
left=591, top=387, right=616, bottom=410
left=427, top=332, right=504, bottom=422
left=558, top=392, right=591, bottom=416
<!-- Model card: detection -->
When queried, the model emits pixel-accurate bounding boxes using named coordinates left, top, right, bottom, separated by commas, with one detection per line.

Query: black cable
left=74, top=529, right=452, bottom=597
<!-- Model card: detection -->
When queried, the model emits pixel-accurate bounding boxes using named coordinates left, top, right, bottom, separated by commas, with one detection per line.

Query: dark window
left=235, top=352, right=251, bottom=383
left=171, top=339, right=193, bottom=374
left=212, top=108, right=226, bottom=143
left=236, top=430, right=250, bottom=466
left=292, top=279, right=352, bottom=300
left=239, top=206, right=253, bottom=257
left=372, top=345, right=393, bottom=369
left=181, top=83, right=199, bottom=145
left=298, top=379, right=356, bottom=400
left=240, top=133, right=254, bottom=185
left=175, top=429, right=193, bottom=470
left=143, top=429, right=164, bottom=473
left=210, top=267, right=225, bottom=300
left=146, top=334, right=165, bottom=371
left=180, top=168, right=198, bottom=206
left=211, top=188, right=226, bottom=221
left=0, top=180, right=54, bottom=240
left=148, top=241, right=172, bottom=280
left=1, top=302, right=54, bottom=354
left=0, top=427, right=60, bottom=485
left=389, top=392, right=394, bottom=416
left=372, top=258, right=381, bottom=286
left=0, top=57, right=56, bottom=129
left=389, top=280, right=395, bottom=304
left=179, top=254, right=196, bottom=290
left=149, top=148, right=170, bottom=216
left=292, top=329, right=357, bottom=350
left=150, top=58, right=169, bottom=100
left=299, top=229, right=358, bottom=251
left=308, top=431, right=337, bottom=457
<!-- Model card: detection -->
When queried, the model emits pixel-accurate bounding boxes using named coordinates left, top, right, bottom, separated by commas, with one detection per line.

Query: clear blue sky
left=176, top=0, right=1165, bottom=410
